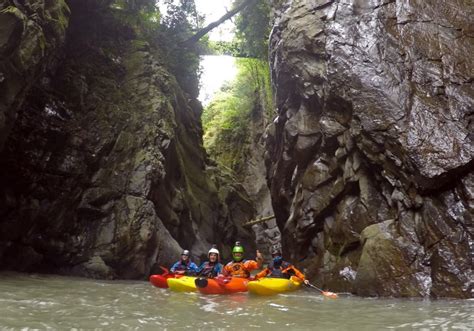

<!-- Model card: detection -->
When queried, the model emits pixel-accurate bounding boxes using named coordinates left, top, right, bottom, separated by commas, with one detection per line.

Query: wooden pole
left=243, top=214, right=275, bottom=227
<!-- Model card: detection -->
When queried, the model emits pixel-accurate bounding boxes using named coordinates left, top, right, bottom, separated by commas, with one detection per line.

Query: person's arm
left=286, top=265, right=309, bottom=284
left=256, top=250, right=263, bottom=268
left=254, top=268, right=269, bottom=279
left=222, top=263, right=231, bottom=276
left=170, top=261, right=179, bottom=273
left=244, top=251, right=264, bottom=271
left=243, top=260, right=258, bottom=271
left=196, top=262, right=205, bottom=275
left=189, top=262, right=199, bottom=275
left=216, top=263, right=223, bottom=276
left=208, top=263, right=222, bottom=278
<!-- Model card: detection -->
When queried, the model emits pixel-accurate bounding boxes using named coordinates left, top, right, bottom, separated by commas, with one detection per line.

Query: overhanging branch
left=182, top=0, right=257, bottom=45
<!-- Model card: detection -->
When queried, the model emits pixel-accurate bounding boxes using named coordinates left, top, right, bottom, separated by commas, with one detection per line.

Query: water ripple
left=0, top=273, right=473, bottom=330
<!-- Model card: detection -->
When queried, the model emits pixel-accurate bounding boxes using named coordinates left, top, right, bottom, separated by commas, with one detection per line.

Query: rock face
left=0, top=0, right=256, bottom=278
left=267, top=0, right=473, bottom=298
left=239, top=94, right=281, bottom=260
left=0, top=0, right=69, bottom=151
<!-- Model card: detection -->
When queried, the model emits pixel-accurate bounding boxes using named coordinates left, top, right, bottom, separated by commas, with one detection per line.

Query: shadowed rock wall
left=0, top=0, right=69, bottom=151
left=267, top=0, right=473, bottom=298
left=0, top=0, right=256, bottom=278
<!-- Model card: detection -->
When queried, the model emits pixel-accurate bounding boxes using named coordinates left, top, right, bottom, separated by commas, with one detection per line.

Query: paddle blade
left=195, top=278, right=208, bottom=288
left=159, top=266, right=170, bottom=276
left=322, top=291, right=338, bottom=299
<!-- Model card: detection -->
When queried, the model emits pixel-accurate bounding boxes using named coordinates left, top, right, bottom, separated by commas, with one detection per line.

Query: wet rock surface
left=267, top=0, right=473, bottom=298
left=0, top=0, right=69, bottom=151
left=239, top=94, right=280, bottom=259
left=0, top=0, right=256, bottom=278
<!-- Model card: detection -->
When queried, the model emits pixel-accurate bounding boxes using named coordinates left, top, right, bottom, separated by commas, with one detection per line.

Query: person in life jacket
left=255, top=249, right=309, bottom=285
left=170, top=249, right=199, bottom=275
left=223, top=241, right=263, bottom=278
left=196, top=246, right=223, bottom=278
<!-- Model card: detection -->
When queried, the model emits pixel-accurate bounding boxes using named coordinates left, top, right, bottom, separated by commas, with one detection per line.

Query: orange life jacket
left=224, top=260, right=254, bottom=278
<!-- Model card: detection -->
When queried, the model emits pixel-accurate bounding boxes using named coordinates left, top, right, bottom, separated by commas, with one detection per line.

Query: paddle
left=195, top=275, right=232, bottom=288
left=195, top=277, right=208, bottom=288
left=159, top=266, right=170, bottom=276
left=306, top=283, right=338, bottom=299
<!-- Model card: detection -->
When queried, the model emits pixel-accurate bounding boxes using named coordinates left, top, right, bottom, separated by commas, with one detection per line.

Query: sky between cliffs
left=195, top=0, right=234, bottom=41
left=194, top=0, right=237, bottom=106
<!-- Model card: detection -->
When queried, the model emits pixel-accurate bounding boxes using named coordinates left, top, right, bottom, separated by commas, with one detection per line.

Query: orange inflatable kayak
left=195, top=276, right=251, bottom=294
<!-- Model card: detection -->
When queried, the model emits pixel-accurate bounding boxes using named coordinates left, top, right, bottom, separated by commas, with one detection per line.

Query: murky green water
left=0, top=273, right=472, bottom=330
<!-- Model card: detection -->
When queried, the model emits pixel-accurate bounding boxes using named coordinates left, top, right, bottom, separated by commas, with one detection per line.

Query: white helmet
left=208, top=247, right=220, bottom=258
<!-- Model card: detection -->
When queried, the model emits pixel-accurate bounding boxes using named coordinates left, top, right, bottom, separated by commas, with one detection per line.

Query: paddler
left=196, top=246, right=223, bottom=278
left=170, top=249, right=199, bottom=275
left=255, top=248, right=309, bottom=285
left=222, top=241, right=263, bottom=278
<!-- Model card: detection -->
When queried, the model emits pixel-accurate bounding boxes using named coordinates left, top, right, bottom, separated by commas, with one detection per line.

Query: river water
left=0, top=273, right=473, bottom=330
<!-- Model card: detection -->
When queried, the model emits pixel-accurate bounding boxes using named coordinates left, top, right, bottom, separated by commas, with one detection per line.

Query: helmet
left=208, top=247, right=220, bottom=258
left=181, top=249, right=190, bottom=256
left=232, top=244, right=244, bottom=262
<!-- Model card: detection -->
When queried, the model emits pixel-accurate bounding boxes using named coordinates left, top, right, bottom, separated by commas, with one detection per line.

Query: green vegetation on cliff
left=202, top=58, right=273, bottom=174
left=107, top=0, right=204, bottom=97
left=201, top=0, right=272, bottom=175
left=234, top=0, right=270, bottom=59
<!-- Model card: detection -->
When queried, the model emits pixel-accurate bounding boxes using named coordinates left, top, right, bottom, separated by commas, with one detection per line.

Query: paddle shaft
left=307, top=283, right=324, bottom=293
left=306, top=283, right=338, bottom=298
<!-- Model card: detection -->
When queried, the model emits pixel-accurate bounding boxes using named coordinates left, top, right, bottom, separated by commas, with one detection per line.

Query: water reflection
left=0, top=273, right=473, bottom=330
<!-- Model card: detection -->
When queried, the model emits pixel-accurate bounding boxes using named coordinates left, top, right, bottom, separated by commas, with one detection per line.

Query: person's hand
left=176, top=270, right=185, bottom=275
left=304, top=279, right=309, bottom=285
left=256, top=250, right=263, bottom=260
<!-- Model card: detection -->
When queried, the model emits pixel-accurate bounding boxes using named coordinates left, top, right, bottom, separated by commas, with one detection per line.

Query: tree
left=182, top=0, right=257, bottom=45
left=234, top=0, right=270, bottom=59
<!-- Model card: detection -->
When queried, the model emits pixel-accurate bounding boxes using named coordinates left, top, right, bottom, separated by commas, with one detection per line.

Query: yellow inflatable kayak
left=247, top=277, right=302, bottom=295
left=167, top=276, right=198, bottom=292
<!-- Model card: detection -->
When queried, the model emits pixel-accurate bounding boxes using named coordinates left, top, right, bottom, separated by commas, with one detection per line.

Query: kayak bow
left=167, top=276, right=198, bottom=292
left=247, top=277, right=302, bottom=295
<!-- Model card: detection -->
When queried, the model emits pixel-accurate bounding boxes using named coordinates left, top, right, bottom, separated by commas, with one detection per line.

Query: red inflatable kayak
left=149, top=266, right=182, bottom=288
left=195, top=276, right=251, bottom=294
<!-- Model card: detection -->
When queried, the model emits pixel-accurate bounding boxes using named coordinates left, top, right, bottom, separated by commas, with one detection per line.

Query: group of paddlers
left=169, top=242, right=309, bottom=284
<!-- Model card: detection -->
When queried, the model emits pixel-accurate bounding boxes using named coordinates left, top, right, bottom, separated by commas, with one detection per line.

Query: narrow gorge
left=0, top=0, right=472, bottom=299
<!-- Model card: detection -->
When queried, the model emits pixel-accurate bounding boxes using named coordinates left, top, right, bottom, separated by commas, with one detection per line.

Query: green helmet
left=232, top=244, right=244, bottom=262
